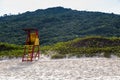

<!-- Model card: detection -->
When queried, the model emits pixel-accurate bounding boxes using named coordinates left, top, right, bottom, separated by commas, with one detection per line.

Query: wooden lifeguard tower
left=22, top=28, right=40, bottom=62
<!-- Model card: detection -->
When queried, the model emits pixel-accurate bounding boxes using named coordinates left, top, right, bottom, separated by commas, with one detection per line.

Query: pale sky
left=0, top=0, right=120, bottom=16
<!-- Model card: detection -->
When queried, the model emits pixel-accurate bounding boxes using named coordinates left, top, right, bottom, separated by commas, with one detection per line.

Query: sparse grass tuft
left=51, top=53, right=65, bottom=59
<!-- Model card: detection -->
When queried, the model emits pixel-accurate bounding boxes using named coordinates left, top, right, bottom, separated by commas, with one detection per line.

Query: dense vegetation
left=1, top=36, right=120, bottom=59
left=0, top=42, right=23, bottom=59
left=0, top=7, right=120, bottom=45
left=41, top=36, right=120, bottom=59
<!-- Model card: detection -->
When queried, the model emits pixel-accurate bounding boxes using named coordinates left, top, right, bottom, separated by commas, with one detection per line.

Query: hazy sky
left=0, top=0, right=120, bottom=16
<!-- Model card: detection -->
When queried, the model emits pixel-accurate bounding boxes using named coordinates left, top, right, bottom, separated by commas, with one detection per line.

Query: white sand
left=0, top=57, right=120, bottom=80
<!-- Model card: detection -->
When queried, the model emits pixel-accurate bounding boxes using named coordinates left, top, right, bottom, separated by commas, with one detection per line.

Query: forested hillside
left=0, top=7, right=120, bottom=45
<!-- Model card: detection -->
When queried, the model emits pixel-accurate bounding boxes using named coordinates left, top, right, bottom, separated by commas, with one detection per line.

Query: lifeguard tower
left=22, top=28, right=40, bottom=62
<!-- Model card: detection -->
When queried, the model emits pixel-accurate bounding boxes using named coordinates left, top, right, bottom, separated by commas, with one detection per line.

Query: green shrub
left=0, top=42, right=23, bottom=58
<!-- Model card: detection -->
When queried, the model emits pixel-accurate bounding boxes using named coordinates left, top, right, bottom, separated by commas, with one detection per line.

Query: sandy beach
left=0, top=57, right=120, bottom=80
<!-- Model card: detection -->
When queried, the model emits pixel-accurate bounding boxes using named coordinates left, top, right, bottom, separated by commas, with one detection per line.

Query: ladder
left=27, top=45, right=33, bottom=60
left=22, top=45, right=40, bottom=62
